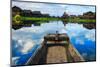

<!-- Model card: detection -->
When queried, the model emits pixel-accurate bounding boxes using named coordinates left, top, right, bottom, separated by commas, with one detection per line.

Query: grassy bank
left=68, top=18, right=96, bottom=23
left=13, top=16, right=96, bottom=24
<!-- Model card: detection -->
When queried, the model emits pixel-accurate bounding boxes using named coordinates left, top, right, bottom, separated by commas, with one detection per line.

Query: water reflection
left=12, top=21, right=96, bottom=65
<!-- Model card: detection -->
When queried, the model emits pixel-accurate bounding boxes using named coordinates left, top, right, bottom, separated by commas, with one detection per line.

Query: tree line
left=12, top=6, right=96, bottom=19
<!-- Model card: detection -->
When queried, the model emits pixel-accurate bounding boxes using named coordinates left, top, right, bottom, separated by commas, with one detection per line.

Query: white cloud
left=66, top=23, right=85, bottom=31
left=21, top=39, right=35, bottom=54
left=75, top=38, right=84, bottom=45
left=12, top=1, right=45, bottom=10
left=60, top=4, right=67, bottom=8
left=12, top=26, right=41, bottom=41
left=12, top=57, right=20, bottom=65
left=19, top=26, right=40, bottom=33
left=39, top=38, right=44, bottom=44
left=59, top=28, right=66, bottom=33
left=85, top=29, right=95, bottom=41
left=12, top=26, right=42, bottom=54
left=17, top=39, right=24, bottom=47
left=65, top=23, right=85, bottom=37
left=65, top=23, right=95, bottom=43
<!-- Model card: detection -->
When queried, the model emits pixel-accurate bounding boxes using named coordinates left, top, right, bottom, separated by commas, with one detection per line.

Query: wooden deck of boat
left=26, top=33, right=84, bottom=65
left=46, top=45, right=67, bottom=63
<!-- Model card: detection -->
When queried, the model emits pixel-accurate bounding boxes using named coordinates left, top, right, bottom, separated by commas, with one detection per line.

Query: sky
left=12, top=1, right=95, bottom=17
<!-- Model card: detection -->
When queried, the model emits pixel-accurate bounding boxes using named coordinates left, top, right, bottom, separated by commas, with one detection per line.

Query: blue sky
left=12, top=1, right=95, bottom=17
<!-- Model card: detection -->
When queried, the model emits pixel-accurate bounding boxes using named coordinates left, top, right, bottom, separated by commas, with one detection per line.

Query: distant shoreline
left=12, top=21, right=96, bottom=30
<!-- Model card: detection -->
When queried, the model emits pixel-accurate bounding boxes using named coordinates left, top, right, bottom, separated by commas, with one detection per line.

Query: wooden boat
left=26, top=33, right=84, bottom=65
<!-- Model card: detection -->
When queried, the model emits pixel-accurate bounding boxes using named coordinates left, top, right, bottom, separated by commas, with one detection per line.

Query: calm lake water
left=12, top=21, right=96, bottom=65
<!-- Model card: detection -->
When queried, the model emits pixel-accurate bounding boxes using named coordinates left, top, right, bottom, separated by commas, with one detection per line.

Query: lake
left=12, top=21, right=96, bottom=65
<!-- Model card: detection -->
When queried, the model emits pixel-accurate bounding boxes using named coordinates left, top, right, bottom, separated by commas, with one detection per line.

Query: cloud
left=19, top=26, right=40, bottom=33
left=65, top=23, right=85, bottom=37
left=75, top=38, right=84, bottom=45
left=21, top=39, right=35, bottom=54
left=85, top=29, right=95, bottom=41
left=59, top=28, right=66, bottom=33
left=13, top=38, right=36, bottom=54
left=39, top=38, right=44, bottom=44
left=65, top=23, right=95, bottom=43
left=12, top=23, right=49, bottom=54
left=40, top=21, right=64, bottom=33
left=12, top=26, right=41, bottom=41
left=12, top=57, right=20, bottom=65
